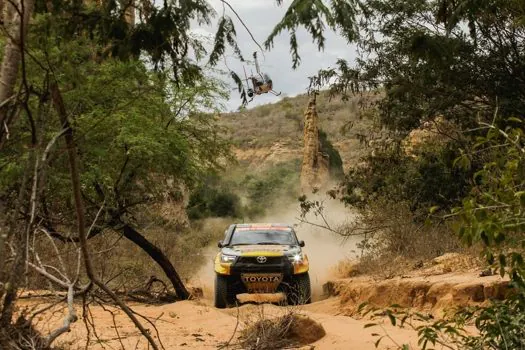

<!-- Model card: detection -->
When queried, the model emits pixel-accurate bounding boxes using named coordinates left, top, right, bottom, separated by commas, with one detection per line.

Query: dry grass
left=26, top=216, right=231, bottom=294
left=335, top=200, right=479, bottom=279
left=330, top=258, right=362, bottom=279
left=238, top=309, right=325, bottom=350
left=0, top=316, right=51, bottom=350
left=217, top=91, right=376, bottom=159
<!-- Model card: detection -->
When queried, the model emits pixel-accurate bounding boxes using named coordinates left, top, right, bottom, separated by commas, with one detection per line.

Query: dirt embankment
left=322, top=254, right=512, bottom=318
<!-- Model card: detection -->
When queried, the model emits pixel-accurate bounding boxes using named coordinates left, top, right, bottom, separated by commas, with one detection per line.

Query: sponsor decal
left=241, top=275, right=282, bottom=283
left=237, top=246, right=284, bottom=251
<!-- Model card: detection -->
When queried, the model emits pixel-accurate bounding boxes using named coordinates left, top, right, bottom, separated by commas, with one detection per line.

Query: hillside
left=217, top=91, right=377, bottom=171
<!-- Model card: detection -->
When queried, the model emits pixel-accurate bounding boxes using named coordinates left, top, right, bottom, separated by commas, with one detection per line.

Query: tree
left=269, top=0, right=525, bottom=132
left=0, top=0, right=34, bottom=146
left=0, top=0, right=250, bottom=347
left=269, top=2, right=525, bottom=348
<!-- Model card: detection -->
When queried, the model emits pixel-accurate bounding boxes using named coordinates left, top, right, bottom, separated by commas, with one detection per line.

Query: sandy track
left=19, top=262, right=508, bottom=349
left=20, top=294, right=418, bottom=349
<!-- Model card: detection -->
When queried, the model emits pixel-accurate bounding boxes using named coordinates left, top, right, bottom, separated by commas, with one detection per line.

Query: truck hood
left=222, top=245, right=301, bottom=256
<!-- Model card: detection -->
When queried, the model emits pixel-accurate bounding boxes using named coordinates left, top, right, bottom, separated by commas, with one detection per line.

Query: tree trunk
left=0, top=147, right=36, bottom=326
left=121, top=224, right=190, bottom=299
left=0, top=0, right=35, bottom=145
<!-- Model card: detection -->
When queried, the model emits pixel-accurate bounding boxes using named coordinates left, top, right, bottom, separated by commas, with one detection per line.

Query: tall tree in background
left=0, top=0, right=34, bottom=145
left=269, top=0, right=525, bottom=132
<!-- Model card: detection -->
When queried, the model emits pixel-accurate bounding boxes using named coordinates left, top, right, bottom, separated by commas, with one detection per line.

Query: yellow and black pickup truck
left=213, top=223, right=311, bottom=308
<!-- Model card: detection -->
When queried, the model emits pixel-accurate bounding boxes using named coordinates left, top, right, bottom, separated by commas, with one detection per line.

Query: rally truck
left=213, top=223, right=311, bottom=308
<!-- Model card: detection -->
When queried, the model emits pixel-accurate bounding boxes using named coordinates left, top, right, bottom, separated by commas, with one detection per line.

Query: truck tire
left=214, top=274, right=235, bottom=308
left=287, top=272, right=312, bottom=305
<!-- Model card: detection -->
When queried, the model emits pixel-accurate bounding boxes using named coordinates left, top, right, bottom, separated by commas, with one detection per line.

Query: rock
left=288, top=314, right=326, bottom=345
left=479, top=268, right=494, bottom=277
left=300, top=94, right=330, bottom=193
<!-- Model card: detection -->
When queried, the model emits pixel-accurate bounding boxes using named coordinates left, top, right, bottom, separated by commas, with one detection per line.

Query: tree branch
left=44, top=284, right=78, bottom=347
left=220, top=0, right=265, bottom=58
left=50, top=80, right=160, bottom=350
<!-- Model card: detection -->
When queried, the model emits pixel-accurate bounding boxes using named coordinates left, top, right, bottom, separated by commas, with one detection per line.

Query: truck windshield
left=229, top=230, right=296, bottom=246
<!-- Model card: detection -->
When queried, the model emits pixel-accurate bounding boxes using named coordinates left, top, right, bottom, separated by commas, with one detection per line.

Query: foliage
left=275, top=0, right=525, bottom=133
left=298, top=196, right=462, bottom=278
left=273, top=2, right=525, bottom=349
left=358, top=289, right=525, bottom=350
left=318, top=129, right=344, bottom=180
left=348, top=121, right=525, bottom=350
left=0, top=0, right=239, bottom=335
left=187, top=175, right=241, bottom=220
left=267, top=0, right=361, bottom=68
left=451, top=120, right=525, bottom=286
left=30, top=0, right=250, bottom=86
left=0, top=31, right=233, bottom=229
left=340, top=140, right=474, bottom=217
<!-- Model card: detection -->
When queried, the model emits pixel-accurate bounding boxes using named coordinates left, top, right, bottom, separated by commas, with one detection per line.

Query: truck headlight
left=289, top=253, right=303, bottom=264
left=220, top=254, right=236, bottom=263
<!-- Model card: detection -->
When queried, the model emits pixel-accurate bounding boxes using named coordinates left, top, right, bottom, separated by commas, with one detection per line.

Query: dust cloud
left=190, top=193, right=362, bottom=302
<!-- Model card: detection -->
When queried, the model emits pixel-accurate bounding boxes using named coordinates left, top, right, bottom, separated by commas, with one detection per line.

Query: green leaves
left=451, top=120, right=525, bottom=285
left=229, top=71, right=247, bottom=106
left=266, top=0, right=359, bottom=69
left=515, top=191, right=525, bottom=206
left=209, top=15, right=241, bottom=66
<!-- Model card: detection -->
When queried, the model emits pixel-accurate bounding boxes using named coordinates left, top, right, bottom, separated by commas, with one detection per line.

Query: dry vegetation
left=237, top=307, right=325, bottom=350
left=351, top=201, right=466, bottom=279
left=26, top=217, right=230, bottom=295
left=217, top=91, right=378, bottom=169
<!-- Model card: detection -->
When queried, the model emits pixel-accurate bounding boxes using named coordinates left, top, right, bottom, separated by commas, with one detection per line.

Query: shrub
left=187, top=175, right=241, bottom=220
left=341, top=140, right=475, bottom=217
left=239, top=309, right=326, bottom=350
left=319, top=129, right=344, bottom=180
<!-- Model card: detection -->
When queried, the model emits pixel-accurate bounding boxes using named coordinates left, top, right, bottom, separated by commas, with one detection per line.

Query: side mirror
left=299, top=240, right=305, bottom=247
left=218, top=240, right=224, bottom=248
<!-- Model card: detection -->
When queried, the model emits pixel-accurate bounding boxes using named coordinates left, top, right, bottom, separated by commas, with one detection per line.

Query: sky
left=191, top=0, right=358, bottom=112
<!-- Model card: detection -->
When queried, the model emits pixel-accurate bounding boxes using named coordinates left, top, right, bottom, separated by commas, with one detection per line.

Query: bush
left=187, top=175, right=241, bottom=220
left=360, top=288, right=525, bottom=350
left=319, top=129, right=344, bottom=180
left=27, top=216, right=231, bottom=292
left=239, top=309, right=326, bottom=350
left=349, top=199, right=463, bottom=277
left=341, top=140, right=475, bottom=217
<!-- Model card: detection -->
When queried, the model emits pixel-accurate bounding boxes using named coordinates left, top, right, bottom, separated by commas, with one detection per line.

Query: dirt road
left=20, top=251, right=510, bottom=349
left=23, top=294, right=418, bottom=349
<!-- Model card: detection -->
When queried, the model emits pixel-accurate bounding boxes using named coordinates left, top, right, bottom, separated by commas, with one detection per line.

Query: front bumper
left=214, top=254, right=309, bottom=293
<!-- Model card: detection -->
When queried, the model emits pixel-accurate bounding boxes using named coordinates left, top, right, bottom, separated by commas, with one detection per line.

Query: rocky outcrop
left=300, top=94, right=330, bottom=193
left=232, top=142, right=302, bottom=168
left=323, top=272, right=512, bottom=318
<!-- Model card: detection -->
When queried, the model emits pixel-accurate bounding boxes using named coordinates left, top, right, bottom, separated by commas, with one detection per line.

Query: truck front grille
left=236, top=256, right=284, bottom=265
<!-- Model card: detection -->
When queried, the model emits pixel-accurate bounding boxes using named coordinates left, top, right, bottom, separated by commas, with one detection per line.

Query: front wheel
left=214, top=274, right=236, bottom=308
left=287, top=273, right=312, bottom=305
